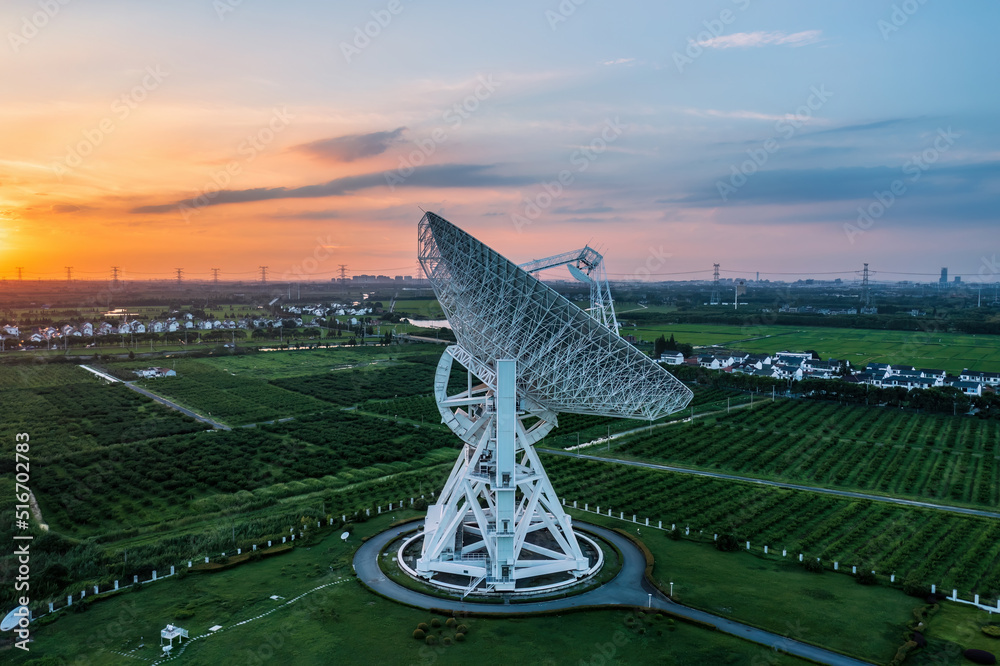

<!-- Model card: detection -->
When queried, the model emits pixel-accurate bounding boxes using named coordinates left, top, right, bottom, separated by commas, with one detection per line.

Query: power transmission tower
left=861, top=263, right=871, bottom=308
left=65, top=266, right=73, bottom=281
left=710, top=263, right=721, bottom=305
left=259, top=266, right=268, bottom=284
left=211, top=268, right=220, bottom=284
left=16, top=267, right=23, bottom=281
left=111, top=266, right=120, bottom=288
left=338, top=264, right=348, bottom=283
left=175, top=268, right=184, bottom=285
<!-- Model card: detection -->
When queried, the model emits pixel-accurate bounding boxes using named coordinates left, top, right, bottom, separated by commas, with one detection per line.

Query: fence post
left=114, top=580, right=119, bottom=590
left=152, top=570, right=157, bottom=581
left=49, top=602, right=54, bottom=612
left=799, top=554, right=803, bottom=562
left=714, top=534, right=717, bottom=541
left=746, top=541, right=750, bottom=550
left=573, top=501, right=577, bottom=508
left=834, top=562, right=838, bottom=570
left=852, top=566, right=856, bottom=574
left=134, top=574, right=139, bottom=583
left=931, top=584, right=936, bottom=594
left=620, top=512, right=624, bottom=520
left=237, top=548, right=241, bottom=555
left=685, top=526, right=690, bottom=536
left=782, top=550, right=786, bottom=557
left=585, top=504, right=589, bottom=511
left=764, top=546, right=768, bottom=554
left=94, top=585, right=99, bottom=595
left=282, top=537, right=286, bottom=543
left=645, top=518, right=649, bottom=526
left=632, top=515, right=636, bottom=523
left=890, top=574, right=895, bottom=583
left=170, top=566, right=175, bottom=576
left=268, top=541, right=272, bottom=547
left=67, top=596, right=72, bottom=606
left=952, top=589, right=958, bottom=601
left=658, top=520, right=662, bottom=529
left=80, top=590, right=85, bottom=599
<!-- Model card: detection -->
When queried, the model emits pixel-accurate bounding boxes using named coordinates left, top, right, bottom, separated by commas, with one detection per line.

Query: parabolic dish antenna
left=399, top=212, right=693, bottom=596
left=1, top=606, right=28, bottom=631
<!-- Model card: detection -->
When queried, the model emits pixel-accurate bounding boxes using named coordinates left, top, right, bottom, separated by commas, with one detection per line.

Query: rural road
left=78, top=365, right=231, bottom=430
left=543, top=449, right=1000, bottom=520
left=354, top=523, right=874, bottom=666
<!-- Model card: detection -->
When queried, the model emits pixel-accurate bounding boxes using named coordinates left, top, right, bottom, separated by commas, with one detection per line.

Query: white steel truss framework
left=413, top=212, right=693, bottom=594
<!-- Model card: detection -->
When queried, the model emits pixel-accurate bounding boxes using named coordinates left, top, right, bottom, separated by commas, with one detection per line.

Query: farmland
left=546, top=455, right=1000, bottom=599
left=623, top=322, right=1000, bottom=374
left=596, top=398, right=1000, bottom=510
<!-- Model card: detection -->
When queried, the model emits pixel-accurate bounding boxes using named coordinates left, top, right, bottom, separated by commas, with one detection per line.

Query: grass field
left=6, top=514, right=811, bottom=666
left=625, top=323, right=1000, bottom=373
left=545, top=455, right=1000, bottom=599
left=599, top=398, right=1000, bottom=510
left=571, top=510, right=924, bottom=664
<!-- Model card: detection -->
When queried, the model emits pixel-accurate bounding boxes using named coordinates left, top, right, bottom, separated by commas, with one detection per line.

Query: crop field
left=28, top=411, right=456, bottom=534
left=194, top=346, right=442, bottom=379
left=603, top=399, right=1000, bottom=510
left=545, top=455, right=1000, bottom=598
left=0, top=362, right=99, bottom=388
left=626, top=323, right=1000, bottom=373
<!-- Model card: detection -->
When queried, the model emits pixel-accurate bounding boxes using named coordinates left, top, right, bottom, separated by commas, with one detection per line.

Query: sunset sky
left=2, top=0, right=998, bottom=283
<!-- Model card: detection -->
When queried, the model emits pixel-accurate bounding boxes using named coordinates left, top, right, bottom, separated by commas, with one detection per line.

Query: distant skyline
left=1, top=1, right=998, bottom=282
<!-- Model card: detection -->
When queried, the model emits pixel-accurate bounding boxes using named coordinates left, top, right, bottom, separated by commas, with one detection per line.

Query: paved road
left=354, top=523, right=873, bottom=666
left=80, top=364, right=231, bottom=430
left=544, top=449, right=1000, bottom=520
left=124, top=383, right=232, bottom=430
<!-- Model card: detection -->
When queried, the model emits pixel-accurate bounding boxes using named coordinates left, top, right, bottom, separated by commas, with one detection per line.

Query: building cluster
left=0, top=303, right=373, bottom=346
left=661, top=349, right=998, bottom=397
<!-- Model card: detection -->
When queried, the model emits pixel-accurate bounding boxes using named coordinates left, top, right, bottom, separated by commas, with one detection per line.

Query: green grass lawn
left=917, top=603, right=1000, bottom=664
left=570, top=510, right=930, bottom=665
left=8, top=514, right=810, bottom=666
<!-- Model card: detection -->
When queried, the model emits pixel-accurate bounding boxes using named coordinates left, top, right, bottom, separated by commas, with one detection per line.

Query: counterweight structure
left=406, top=212, right=692, bottom=595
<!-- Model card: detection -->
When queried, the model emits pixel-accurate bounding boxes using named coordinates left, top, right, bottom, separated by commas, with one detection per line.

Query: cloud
left=697, top=30, right=822, bottom=49
left=50, top=204, right=88, bottom=213
left=269, top=209, right=343, bottom=220
left=668, top=161, right=1000, bottom=208
left=295, top=127, right=406, bottom=162
left=601, top=58, right=635, bottom=66
left=131, top=164, right=538, bottom=214
left=553, top=204, right=613, bottom=215
left=684, top=108, right=796, bottom=122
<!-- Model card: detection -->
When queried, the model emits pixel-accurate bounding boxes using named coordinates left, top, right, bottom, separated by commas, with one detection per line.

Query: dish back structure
left=412, top=212, right=692, bottom=594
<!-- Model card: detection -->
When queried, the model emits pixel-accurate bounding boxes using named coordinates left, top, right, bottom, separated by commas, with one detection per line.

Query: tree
left=653, top=335, right=668, bottom=359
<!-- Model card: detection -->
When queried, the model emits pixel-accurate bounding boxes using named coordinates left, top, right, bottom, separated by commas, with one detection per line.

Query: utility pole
left=16, top=267, right=23, bottom=281
left=211, top=268, right=220, bottom=284
left=65, top=266, right=73, bottom=281
left=710, top=264, right=720, bottom=305
left=175, top=268, right=184, bottom=285
left=861, top=263, right=871, bottom=309
left=111, top=266, right=120, bottom=289
left=259, top=266, right=268, bottom=284
left=338, top=264, right=348, bottom=283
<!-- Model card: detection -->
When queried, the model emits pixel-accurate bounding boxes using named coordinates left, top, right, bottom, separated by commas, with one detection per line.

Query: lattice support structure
left=408, top=212, right=693, bottom=595
left=416, top=353, right=587, bottom=592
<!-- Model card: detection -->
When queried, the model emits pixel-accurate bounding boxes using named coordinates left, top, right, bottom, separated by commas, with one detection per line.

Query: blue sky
left=2, top=0, right=997, bottom=281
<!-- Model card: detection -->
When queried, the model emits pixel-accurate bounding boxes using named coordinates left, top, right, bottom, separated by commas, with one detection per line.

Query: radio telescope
left=399, top=212, right=692, bottom=596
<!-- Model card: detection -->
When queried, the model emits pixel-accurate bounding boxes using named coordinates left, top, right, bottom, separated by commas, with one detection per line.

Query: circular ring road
left=353, top=522, right=873, bottom=666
